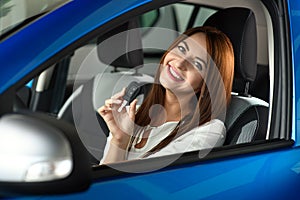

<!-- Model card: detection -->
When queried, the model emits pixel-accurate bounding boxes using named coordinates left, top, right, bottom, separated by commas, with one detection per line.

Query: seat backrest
left=204, top=7, right=269, bottom=145
left=58, top=19, right=153, bottom=163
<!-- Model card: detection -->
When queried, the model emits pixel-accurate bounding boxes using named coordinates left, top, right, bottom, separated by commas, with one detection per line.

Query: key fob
left=123, top=81, right=140, bottom=103
left=118, top=81, right=140, bottom=112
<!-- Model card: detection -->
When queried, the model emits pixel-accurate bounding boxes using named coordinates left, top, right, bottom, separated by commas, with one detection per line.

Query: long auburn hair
left=129, top=26, right=234, bottom=156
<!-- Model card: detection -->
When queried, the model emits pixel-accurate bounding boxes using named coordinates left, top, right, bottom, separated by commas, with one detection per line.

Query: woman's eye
left=177, top=45, right=186, bottom=54
left=194, top=61, right=203, bottom=71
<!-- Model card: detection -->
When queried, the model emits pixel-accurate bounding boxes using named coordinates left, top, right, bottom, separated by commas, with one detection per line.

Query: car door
left=0, top=0, right=299, bottom=199
left=55, top=0, right=300, bottom=199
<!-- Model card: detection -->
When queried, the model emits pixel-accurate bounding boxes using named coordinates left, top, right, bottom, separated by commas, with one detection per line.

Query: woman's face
left=159, top=32, right=208, bottom=95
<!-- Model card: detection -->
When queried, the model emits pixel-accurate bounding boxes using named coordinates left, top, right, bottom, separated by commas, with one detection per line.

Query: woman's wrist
left=110, top=134, right=130, bottom=150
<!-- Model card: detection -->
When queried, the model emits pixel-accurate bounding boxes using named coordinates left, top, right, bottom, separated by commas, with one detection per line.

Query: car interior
left=13, top=0, right=273, bottom=165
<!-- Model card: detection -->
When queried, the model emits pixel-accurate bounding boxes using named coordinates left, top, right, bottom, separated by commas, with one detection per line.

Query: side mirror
left=0, top=113, right=91, bottom=196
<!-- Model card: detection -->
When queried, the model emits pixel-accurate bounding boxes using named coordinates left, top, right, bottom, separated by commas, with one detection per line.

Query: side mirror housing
left=0, top=113, right=91, bottom=196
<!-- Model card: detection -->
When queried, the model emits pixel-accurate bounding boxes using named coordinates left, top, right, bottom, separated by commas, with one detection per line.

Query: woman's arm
left=100, top=138, right=128, bottom=164
left=98, top=88, right=137, bottom=164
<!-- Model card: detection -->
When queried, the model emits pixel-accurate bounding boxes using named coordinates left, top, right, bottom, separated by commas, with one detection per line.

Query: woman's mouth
left=167, top=64, right=184, bottom=82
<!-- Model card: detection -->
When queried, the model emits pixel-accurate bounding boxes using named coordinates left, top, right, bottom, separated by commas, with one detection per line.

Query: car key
left=118, top=81, right=140, bottom=112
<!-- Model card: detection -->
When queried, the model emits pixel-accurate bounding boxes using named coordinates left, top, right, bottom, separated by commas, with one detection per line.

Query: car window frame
left=1, top=0, right=294, bottom=181
left=262, top=0, right=292, bottom=140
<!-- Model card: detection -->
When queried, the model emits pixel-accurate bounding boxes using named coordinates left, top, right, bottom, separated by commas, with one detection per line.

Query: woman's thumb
left=129, top=99, right=138, bottom=120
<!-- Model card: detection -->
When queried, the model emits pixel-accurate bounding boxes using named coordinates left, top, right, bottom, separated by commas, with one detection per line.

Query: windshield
left=0, top=0, right=70, bottom=39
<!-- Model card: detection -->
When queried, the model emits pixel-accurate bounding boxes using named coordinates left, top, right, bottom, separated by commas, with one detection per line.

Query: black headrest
left=97, top=19, right=143, bottom=69
left=204, top=7, right=257, bottom=94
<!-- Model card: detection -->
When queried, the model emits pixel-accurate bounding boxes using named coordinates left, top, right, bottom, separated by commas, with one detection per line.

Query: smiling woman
left=98, top=26, right=234, bottom=164
left=0, top=0, right=298, bottom=197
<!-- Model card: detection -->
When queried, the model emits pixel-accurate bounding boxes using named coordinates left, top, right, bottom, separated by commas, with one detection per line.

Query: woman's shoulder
left=194, top=119, right=225, bottom=133
left=154, top=119, right=226, bottom=157
left=177, top=119, right=225, bottom=141
left=204, top=118, right=224, bottom=126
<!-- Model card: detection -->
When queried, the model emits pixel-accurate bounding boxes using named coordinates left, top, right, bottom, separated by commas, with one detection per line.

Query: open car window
left=9, top=0, right=291, bottom=174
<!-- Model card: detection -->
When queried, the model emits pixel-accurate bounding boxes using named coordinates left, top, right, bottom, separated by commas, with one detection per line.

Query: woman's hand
left=98, top=88, right=137, bottom=149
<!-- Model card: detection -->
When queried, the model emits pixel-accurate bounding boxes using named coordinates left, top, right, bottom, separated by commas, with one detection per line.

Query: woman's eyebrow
left=182, top=41, right=189, bottom=51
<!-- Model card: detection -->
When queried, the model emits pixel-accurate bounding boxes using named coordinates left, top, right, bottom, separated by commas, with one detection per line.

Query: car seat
left=204, top=7, right=269, bottom=145
left=58, top=19, right=153, bottom=163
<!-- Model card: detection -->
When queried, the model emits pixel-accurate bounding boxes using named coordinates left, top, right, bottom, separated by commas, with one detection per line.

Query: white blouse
left=100, top=119, right=225, bottom=163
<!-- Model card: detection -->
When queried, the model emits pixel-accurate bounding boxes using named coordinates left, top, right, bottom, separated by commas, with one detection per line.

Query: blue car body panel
left=16, top=147, right=300, bottom=199
left=0, top=0, right=150, bottom=94
left=1, top=0, right=300, bottom=199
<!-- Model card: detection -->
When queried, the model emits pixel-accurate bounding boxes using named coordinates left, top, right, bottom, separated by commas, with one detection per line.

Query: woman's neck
left=164, top=90, right=191, bottom=122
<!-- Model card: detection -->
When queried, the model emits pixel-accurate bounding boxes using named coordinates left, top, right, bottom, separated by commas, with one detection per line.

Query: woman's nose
left=174, top=56, right=189, bottom=71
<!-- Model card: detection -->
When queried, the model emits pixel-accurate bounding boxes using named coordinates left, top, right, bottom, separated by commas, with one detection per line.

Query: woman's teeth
left=169, top=66, right=184, bottom=81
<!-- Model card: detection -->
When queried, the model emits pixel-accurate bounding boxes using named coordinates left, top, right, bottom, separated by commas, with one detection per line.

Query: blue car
left=0, top=0, right=300, bottom=199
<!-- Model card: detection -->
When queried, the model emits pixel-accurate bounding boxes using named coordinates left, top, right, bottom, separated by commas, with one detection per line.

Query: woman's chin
left=159, top=76, right=176, bottom=90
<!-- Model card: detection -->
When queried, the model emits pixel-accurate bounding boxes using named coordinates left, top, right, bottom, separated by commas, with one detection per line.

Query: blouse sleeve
left=146, top=119, right=226, bottom=159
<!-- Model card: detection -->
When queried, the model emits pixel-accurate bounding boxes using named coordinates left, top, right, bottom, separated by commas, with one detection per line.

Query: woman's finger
left=105, top=99, right=122, bottom=107
left=129, top=99, right=138, bottom=120
left=98, top=105, right=111, bottom=115
left=111, top=87, right=126, bottom=99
